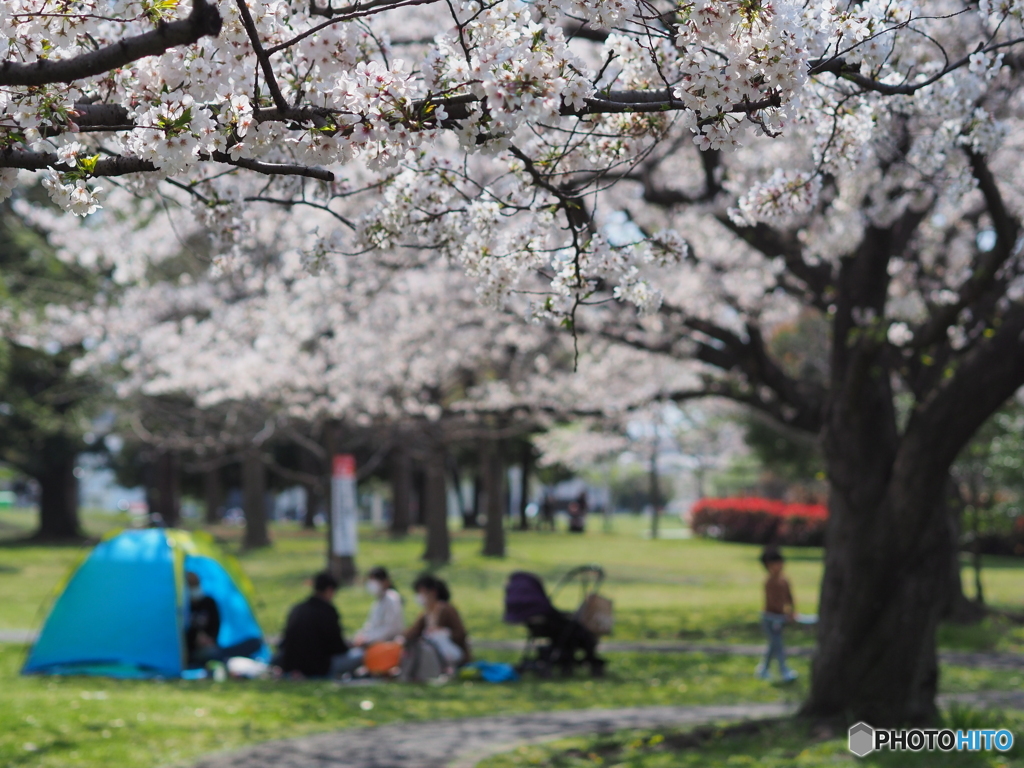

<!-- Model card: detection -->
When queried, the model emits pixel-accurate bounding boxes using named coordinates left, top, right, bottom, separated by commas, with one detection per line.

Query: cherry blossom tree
left=8, top=0, right=1020, bottom=322
left=571, top=16, right=1024, bottom=726
left=12, top=0, right=1024, bottom=725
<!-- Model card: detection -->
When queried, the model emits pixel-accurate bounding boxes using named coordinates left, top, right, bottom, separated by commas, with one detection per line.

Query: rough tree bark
left=803, top=225, right=1024, bottom=725
left=482, top=440, right=505, bottom=557
left=35, top=437, right=81, bottom=540
left=390, top=446, right=412, bottom=536
left=422, top=450, right=451, bottom=565
left=242, top=450, right=271, bottom=549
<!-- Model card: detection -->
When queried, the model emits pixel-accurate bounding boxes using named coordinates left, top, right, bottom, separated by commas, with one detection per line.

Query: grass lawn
left=0, top=508, right=825, bottom=643
left=476, top=708, right=1024, bottom=768
left=2, top=509, right=1024, bottom=768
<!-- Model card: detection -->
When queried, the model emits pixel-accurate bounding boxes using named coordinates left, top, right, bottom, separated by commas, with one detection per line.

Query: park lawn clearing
left=3, top=510, right=1024, bottom=649
left=4, top=513, right=1024, bottom=660
left=0, top=509, right=824, bottom=644
left=0, top=644, right=809, bottom=768
left=2, top=512, right=1024, bottom=767
left=475, top=709, right=1024, bottom=768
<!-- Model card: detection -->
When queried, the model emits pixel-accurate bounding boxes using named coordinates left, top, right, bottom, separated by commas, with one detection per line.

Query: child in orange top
left=756, top=547, right=798, bottom=682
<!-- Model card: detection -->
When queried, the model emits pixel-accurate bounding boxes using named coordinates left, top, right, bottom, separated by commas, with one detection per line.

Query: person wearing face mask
left=354, top=566, right=405, bottom=647
left=329, top=566, right=405, bottom=678
left=399, top=574, right=470, bottom=681
left=185, top=572, right=221, bottom=667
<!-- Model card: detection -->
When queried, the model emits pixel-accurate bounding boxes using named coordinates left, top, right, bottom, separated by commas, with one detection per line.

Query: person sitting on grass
left=756, top=546, right=798, bottom=683
left=185, top=571, right=263, bottom=668
left=399, top=575, right=470, bottom=680
left=331, top=565, right=405, bottom=677
left=273, top=571, right=349, bottom=679
left=185, top=572, right=220, bottom=667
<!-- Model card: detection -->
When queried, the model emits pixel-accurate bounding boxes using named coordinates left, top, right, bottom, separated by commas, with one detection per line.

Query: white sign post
left=330, top=455, right=358, bottom=581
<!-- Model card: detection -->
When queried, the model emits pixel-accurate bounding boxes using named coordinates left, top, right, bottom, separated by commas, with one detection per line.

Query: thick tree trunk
left=518, top=442, right=531, bottom=531
left=203, top=467, right=222, bottom=524
left=35, top=445, right=81, bottom=540
left=464, top=470, right=481, bottom=529
left=482, top=441, right=505, bottom=557
left=242, top=450, right=271, bottom=549
left=155, top=451, right=181, bottom=527
left=945, top=485, right=986, bottom=624
left=413, top=468, right=426, bottom=526
left=805, top=469, right=954, bottom=725
left=390, top=446, right=412, bottom=536
left=422, top=450, right=450, bottom=565
left=302, top=480, right=320, bottom=530
left=806, top=345, right=955, bottom=726
left=649, top=446, right=660, bottom=540
left=448, top=459, right=470, bottom=528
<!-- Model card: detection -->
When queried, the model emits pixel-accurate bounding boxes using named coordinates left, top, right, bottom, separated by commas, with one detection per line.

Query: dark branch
left=0, top=148, right=333, bottom=181
left=0, top=0, right=222, bottom=86
left=911, top=152, right=1020, bottom=350
left=808, top=37, right=1024, bottom=96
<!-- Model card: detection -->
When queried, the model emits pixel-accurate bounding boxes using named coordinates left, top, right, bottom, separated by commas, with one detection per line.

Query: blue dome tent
left=23, top=528, right=268, bottom=678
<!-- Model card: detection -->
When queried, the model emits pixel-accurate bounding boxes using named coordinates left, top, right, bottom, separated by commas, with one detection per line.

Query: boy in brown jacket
left=756, top=547, right=798, bottom=682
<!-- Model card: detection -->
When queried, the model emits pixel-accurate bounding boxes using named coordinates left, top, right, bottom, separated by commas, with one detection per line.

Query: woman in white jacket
left=330, top=566, right=405, bottom=677
left=352, top=566, right=405, bottom=646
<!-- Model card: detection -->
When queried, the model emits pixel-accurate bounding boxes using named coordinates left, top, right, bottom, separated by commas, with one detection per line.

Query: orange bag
left=364, top=641, right=403, bottom=674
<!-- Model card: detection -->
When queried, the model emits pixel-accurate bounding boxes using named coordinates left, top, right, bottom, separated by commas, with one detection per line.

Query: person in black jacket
left=274, top=572, right=349, bottom=678
left=186, top=572, right=221, bottom=667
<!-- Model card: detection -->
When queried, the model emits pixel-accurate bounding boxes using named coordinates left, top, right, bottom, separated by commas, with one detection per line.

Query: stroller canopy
left=23, top=528, right=268, bottom=678
left=504, top=571, right=556, bottom=623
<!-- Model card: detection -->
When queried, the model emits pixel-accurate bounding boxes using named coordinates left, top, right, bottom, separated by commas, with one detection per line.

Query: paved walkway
left=193, top=691, right=1024, bottom=768
left=192, top=703, right=794, bottom=768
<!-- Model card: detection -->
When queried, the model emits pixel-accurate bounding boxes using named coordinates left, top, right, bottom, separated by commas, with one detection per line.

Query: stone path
left=193, top=691, right=1024, bottom=768
left=192, top=703, right=794, bottom=768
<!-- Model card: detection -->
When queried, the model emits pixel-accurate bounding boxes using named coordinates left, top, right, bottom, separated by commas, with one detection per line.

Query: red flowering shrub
left=690, top=497, right=828, bottom=546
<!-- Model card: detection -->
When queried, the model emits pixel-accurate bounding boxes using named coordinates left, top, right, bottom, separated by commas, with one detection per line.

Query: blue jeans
left=760, top=612, right=792, bottom=676
left=329, top=647, right=364, bottom=678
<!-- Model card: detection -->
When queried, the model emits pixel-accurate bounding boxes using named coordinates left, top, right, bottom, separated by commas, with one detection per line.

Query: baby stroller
left=503, top=565, right=609, bottom=678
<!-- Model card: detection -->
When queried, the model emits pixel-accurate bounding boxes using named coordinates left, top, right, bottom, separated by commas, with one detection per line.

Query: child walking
left=756, top=546, right=798, bottom=682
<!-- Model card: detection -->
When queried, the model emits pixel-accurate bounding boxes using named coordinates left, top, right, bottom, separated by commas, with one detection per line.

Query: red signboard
left=332, top=454, right=356, bottom=479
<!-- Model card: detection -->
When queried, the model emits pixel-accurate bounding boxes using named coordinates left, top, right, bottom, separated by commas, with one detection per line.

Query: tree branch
left=0, top=148, right=333, bottom=181
left=808, top=37, right=1024, bottom=96
left=0, top=0, right=222, bottom=87
left=911, top=152, right=1020, bottom=350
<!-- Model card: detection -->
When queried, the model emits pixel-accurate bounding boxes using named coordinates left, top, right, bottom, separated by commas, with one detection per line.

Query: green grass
left=476, top=710, right=1024, bottom=768
left=1, top=646, right=810, bottom=768
left=0, top=508, right=826, bottom=642
left=3, top=509, right=1024, bottom=767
